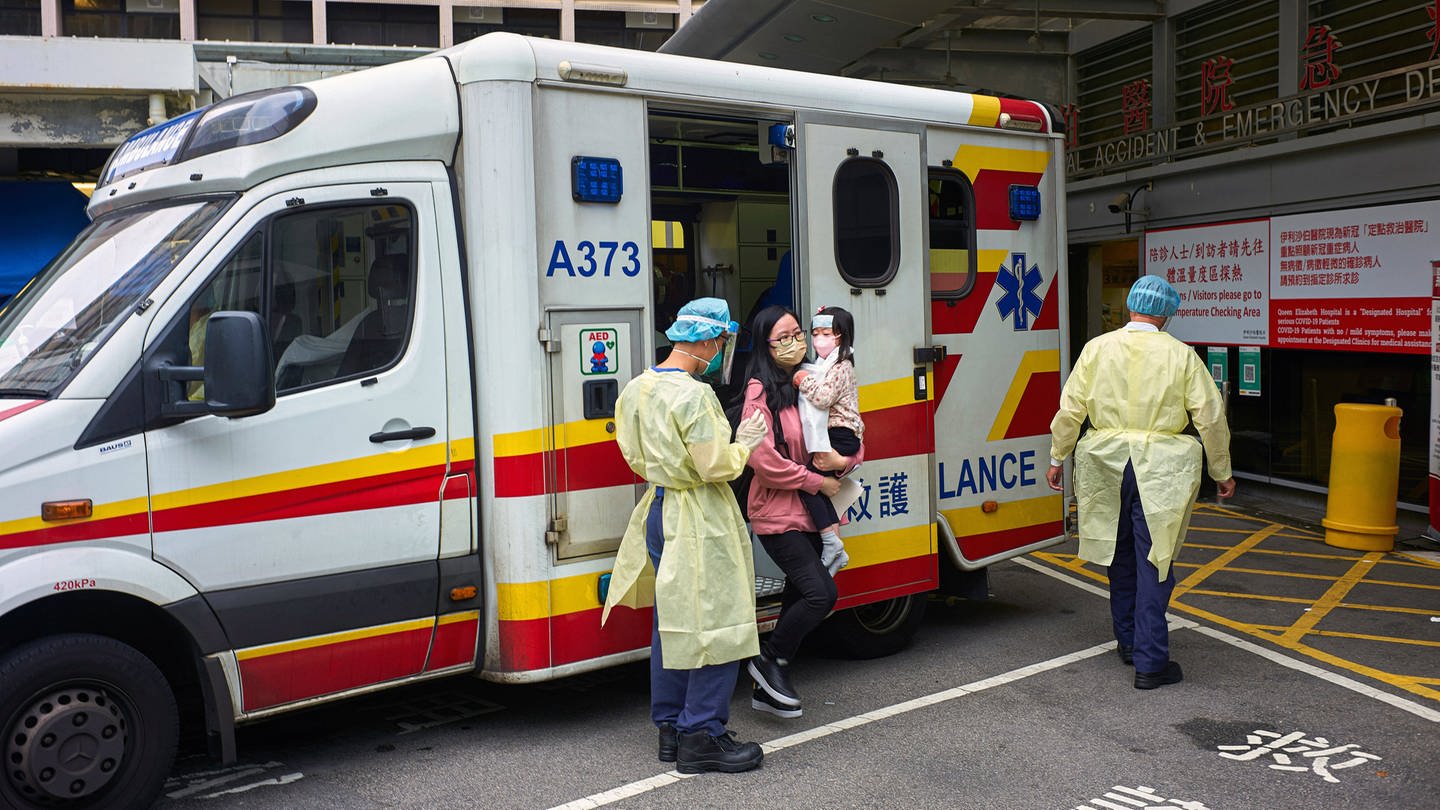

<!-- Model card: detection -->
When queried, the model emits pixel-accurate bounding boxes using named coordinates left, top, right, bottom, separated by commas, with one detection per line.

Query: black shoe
left=751, top=688, right=802, bottom=719
left=658, top=722, right=677, bottom=762
left=676, top=730, right=764, bottom=774
left=1117, top=644, right=1134, bottom=665
left=747, top=653, right=800, bottom=708
left=1134, top=660, right=1183, bottom=690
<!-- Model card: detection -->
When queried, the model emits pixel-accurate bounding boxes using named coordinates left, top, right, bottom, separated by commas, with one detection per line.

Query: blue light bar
left=1009, top=185, right=1042, bottom=221
left=572, top=156, right=623, bottom=203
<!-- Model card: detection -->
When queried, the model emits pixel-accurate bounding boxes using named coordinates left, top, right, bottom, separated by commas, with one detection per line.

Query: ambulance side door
left=141, top=182, right=449, bottom=713
left=795, top=115, right=939, bottom=603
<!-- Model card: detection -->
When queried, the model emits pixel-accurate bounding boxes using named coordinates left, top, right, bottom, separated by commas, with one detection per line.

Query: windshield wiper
left=0, top=388, right=52, bottom=398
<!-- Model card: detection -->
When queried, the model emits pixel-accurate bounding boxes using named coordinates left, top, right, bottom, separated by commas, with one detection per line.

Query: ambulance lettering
left=938, top=450, right=1038, bottom=498
left=546, top=239, right=642, bottom=277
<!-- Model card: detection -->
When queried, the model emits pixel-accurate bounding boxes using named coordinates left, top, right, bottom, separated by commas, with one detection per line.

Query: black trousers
left=757, top=530, right=837, bottom=660
left=796, top=427, right=862, bottom=529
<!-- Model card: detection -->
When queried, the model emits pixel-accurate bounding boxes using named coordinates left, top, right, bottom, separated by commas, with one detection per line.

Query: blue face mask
left=702, top=340, right=725, bottom=378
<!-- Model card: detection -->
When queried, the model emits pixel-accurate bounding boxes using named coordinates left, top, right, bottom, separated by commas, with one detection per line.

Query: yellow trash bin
left=1323, top=403, right=1401, bottom=552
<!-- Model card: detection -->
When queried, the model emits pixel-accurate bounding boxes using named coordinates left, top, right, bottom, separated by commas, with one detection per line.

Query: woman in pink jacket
left=741, top=306, right=863, bottom=719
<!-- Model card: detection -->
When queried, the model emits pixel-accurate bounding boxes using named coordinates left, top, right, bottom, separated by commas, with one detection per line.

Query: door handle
left=370, top=427, right=436, bottom=443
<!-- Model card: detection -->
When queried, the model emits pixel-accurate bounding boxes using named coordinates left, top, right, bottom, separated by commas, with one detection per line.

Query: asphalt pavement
left=156, top=483, right=1440, bottom=809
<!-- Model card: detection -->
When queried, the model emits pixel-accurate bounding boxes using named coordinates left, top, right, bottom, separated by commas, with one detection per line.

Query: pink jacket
left=742, top=378, right=864, bottom=536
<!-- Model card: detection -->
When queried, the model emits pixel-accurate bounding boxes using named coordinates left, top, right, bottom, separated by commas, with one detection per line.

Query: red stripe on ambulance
left=238, top=625, right=432, bottom=711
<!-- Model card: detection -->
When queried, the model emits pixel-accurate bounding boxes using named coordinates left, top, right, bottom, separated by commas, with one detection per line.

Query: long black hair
left=743, top=305, right=801, bottom=415
left=814, top=305, right=856, bottom=368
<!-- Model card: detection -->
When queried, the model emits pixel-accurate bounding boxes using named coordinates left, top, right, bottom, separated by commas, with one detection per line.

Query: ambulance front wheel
left=0, top=634, right=178, bottom=809
left=809, top=594, right=928, bottom=659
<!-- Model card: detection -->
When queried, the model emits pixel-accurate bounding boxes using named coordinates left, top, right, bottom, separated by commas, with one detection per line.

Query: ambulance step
left=755, top=575, right=786, bottom=599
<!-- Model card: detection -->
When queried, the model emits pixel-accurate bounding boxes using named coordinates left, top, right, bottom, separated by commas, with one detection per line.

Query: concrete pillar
left=312, top=0, right=327, bottom=45
left=1279, top=0, right=1303, bottom=95
left=561, top=0, right=574, bottom=42
left=439, top=0, right=453, bottom=47
left=179, top=0, right=196, bottom=41
left=678, top=0, right=693, bottom=25
left=41, top=0, right=59, bottom=37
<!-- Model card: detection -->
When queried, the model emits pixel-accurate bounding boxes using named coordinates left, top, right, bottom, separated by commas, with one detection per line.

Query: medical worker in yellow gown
left=601, top=298, right=770, bottom=774
left=1046, top=275, right=1235, bottom=689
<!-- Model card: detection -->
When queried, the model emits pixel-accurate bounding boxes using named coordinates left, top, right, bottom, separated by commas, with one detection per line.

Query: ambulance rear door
left=794, top=114, right=939, bottom=605
left=925, top=125, right=1066, bottom=568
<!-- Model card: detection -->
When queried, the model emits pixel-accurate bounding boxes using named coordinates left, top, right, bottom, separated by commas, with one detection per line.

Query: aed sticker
left=580, top=327, right=620, bottom=376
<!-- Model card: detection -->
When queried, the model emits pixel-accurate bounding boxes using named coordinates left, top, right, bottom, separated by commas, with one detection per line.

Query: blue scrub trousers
left=645, top=487, right=740, bottom=737
left=1107, top=462, right=1177, bottom=674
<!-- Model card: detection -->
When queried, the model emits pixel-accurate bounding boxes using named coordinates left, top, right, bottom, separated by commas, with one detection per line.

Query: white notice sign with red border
left=1269, top=200, right=1439, bottom=354
left=1143, top=220, right=1270, bottom=346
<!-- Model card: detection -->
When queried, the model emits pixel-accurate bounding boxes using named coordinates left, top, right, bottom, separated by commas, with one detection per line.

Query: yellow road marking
left=1163, top=598, right=1440, bottom=702
left=1184, top=542, right=1437, bottom=566
left=1279, top=553, right=1382, bottom=643
left=1183, top=588, right=1440, bottom=617
left=1300, top=629, right=1440, bottom=648
left=1186, top=528, right=1321, bottom=540
left=1172, top=523, right=1283, bottom=600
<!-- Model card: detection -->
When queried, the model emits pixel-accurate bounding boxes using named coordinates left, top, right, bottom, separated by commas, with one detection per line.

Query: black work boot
left=658, top=722, right=677, bottom=762
left=747, top=652, right=800, bottom=707
left=676, top=730, right=764, bottom=774
left=1134, top=660, right=1183, bottom=690
left=1116, top=644, right=1134, bottom=665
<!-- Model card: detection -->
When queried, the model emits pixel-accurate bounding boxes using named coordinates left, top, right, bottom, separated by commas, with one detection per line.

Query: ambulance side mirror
left=203, top=311, right=275, bottom=417
left=158, top=311, right=275, bottom=419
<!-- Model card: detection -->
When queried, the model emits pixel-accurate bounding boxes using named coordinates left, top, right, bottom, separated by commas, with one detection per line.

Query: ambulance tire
left=0, top=634, right=178, bottom=810
left=808, top=594, right=928, bottom=659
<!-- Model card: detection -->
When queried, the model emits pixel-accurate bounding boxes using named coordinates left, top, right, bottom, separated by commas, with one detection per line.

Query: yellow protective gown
left=600, top=368, right=760, bottom=669
left=1049, top=326, right=1232, bottom=580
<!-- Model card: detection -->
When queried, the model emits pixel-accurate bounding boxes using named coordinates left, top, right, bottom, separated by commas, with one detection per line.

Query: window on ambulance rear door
left=928, top=169, right=976, bottom=299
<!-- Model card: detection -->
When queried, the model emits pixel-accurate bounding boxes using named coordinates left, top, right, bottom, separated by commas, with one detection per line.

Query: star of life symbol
left=995, top=252, right=1043, bottom=330
left=1217, top=729, right=1381, bottom=783
left=1073, top=784, right=1211, bottom=810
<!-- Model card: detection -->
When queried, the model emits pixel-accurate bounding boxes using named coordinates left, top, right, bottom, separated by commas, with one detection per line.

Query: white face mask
left=812, top=334, right=838, bottom=358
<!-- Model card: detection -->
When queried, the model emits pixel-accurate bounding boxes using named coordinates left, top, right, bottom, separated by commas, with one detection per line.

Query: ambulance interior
left=646, top=110, right=794, bottom=377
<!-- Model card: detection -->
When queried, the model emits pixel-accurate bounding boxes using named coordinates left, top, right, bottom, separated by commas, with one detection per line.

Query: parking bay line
left=1015, top=555, right=1440, bottom=724
left=546, top=639, right=1120, bottom=810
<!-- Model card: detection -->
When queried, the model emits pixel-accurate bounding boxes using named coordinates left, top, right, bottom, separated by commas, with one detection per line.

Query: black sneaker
left=676, top=730, right=764, bottom=774
left=658, top=722, right=677, bottom=762
left=747, top=653, right=800, bottom=708
left=1134, top=660, right=1183, bottom=690
left=1117, top=644, right=1134, bottom=665
left=751, top=688, right=802, bottom=719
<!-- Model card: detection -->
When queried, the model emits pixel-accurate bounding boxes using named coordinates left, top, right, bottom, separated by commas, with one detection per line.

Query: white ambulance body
left=0, top=34, right=1067, bottom=807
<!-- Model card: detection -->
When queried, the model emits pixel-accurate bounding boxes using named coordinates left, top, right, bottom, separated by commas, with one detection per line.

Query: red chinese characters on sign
left=1300, top=25, right=1342, bottom=90
left=1061, top=103, right=1079, bottom=149
left=1121, top=79, right=1151, bottom=134
left=1429, top=0, right=1440, bottom=60
left=1201, top=56, right=1237, bottom=116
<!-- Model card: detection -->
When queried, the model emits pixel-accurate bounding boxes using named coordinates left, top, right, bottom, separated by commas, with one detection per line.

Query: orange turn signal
left=450, top=585, right=479, bottom=602
left=42, top=499, right=93, bottom=521
left=981, top=500, right=999, bottom=514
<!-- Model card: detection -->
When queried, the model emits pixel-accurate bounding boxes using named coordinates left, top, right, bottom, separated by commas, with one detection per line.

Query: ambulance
left=0, top=33, right=1068, bottom=807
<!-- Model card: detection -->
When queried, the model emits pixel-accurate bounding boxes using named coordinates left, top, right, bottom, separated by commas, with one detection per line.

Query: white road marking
left=164, top=768, right=271, bottom=800
left=199, top=772, right=304, bottom=798
left=1013, top=555, right=1440, bottom=724
left=546, top=638, right=1115, bottom=810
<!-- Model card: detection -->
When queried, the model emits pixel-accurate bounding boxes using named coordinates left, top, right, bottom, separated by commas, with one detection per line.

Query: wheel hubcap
left=855, top=597, right=911, bottom=634
left=6, top=686, right=127, bottom=803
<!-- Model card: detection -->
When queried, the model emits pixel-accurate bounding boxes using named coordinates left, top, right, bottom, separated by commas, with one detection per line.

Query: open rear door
left=794, top=115, right=939, bottom=606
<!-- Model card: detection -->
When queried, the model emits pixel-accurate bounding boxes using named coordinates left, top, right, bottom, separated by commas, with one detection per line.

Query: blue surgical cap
left=665, top=297, right=738, bottom=343
left=1127, top=275, right=1181, bottom=318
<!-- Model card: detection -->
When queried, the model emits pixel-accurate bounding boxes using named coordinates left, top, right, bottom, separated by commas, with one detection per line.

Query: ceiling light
left=758, top=52, right=778, bottom=60
left=811, top=14, right=836, bottom=23
left=783, top=34, right=804, bottom=42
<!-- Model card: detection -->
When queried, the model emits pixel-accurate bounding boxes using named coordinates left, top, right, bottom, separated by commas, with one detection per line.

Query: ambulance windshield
left=0, top=198, right=228, bottom=398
